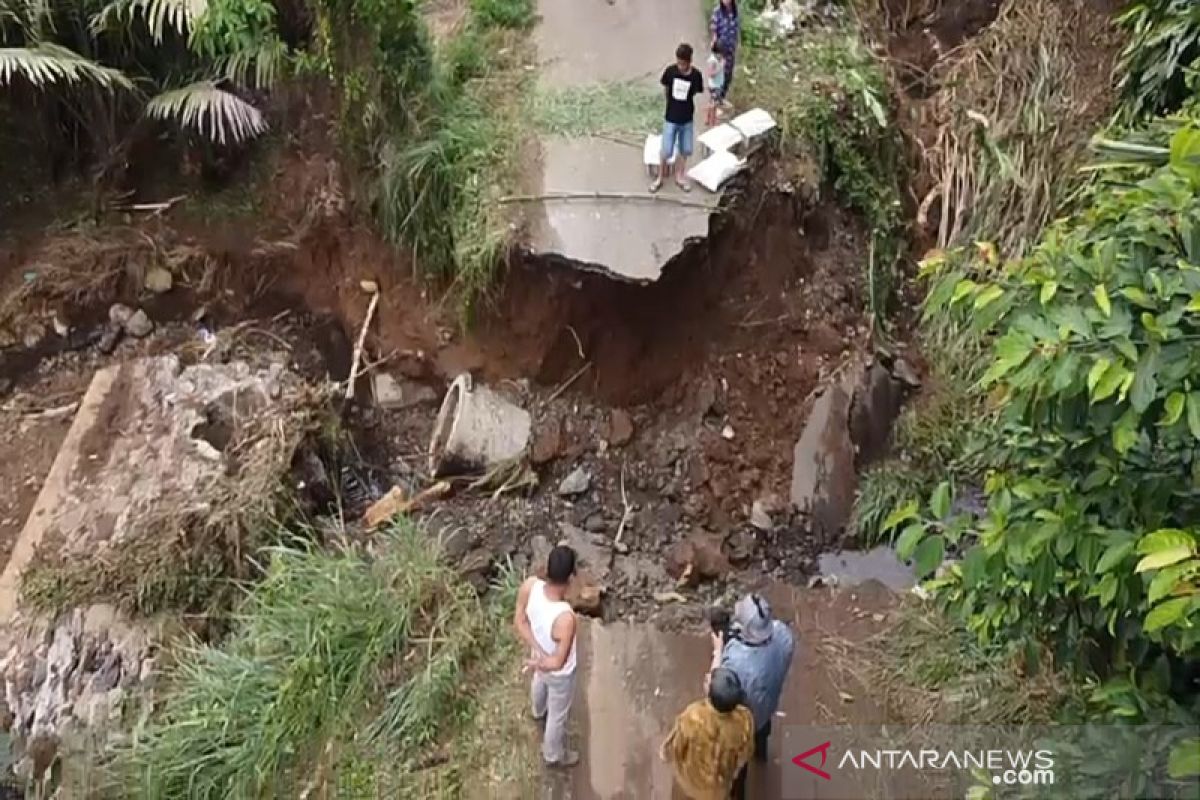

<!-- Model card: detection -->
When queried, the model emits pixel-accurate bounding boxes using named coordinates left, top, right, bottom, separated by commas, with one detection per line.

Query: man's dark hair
left=676, top=43, right=693, bottom=63
left=708, top=667, right=744, bottom=713
left=547, top=545, right=577, bottom=585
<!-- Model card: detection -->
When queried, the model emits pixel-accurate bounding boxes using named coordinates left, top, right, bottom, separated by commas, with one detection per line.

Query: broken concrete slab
left=527, top=0, right=719, bottom=283
left=0, top=355, right=313, bottom=778
left=527, top=138, right=712, bottom=282
left=848, top=361, right=905, bottom=468
left=371, top=372, right=439, bottom=410
left=789, top=383, right=857, bottom=540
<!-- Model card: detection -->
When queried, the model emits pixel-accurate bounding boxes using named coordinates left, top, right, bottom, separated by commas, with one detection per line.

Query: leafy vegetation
left=739, top=15, right=904, bottom=319
left=312, top=0, right=533, bottom=317
left=1114, top=0, right=1200, bottom=125
left=0, top=0, right=285, bottom=149
left=117, top=521, right=532, bottom=799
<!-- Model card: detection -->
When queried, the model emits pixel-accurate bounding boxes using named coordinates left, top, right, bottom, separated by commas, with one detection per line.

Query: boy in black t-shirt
left=651, top=43, right=704, bottom=193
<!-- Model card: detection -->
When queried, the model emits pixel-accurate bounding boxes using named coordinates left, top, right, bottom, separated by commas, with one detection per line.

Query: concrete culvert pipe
left=428, top=374, right=532, bottom=477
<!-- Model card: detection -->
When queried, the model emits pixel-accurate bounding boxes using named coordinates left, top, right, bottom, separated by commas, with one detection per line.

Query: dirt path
left=554, top=580, right=897, bottom=798
left=527, top=0, right=716, bottom=281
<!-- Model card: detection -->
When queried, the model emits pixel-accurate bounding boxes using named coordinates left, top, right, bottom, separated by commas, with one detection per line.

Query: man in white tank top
left=513, top=545, right=579, bottom=767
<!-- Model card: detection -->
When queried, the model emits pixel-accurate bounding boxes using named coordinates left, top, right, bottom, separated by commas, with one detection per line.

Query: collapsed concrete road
left=527, top=0, right=718, bottom=282
left=0, top=356, right=314, bottom=781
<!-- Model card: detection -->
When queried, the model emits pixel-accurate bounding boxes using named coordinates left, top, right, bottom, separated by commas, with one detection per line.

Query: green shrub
left=886, top=120, right=1200, bottom=675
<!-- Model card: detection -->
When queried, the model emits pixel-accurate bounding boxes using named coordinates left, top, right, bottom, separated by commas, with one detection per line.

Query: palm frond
left=0, top=43, right=131, bottom=89
left=216, top=37, right=287, bottom=90
left=144, top=81, right=267, bottom=144
left=0, top=0, right=54, bottom=36
left=91, top=0, right=207, bottom=42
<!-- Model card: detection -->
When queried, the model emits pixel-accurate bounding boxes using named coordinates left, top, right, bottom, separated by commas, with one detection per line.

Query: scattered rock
left=721, top=424, right=735, bottom=441
left=725, top=528, right=756, bottom=564
left=653, top=591, right=688, bottom=604
left=694, top=376, right=718, bottom=419
left=531, top=418, right=564, bottom=465
left=567, top=570, right=604, bottom=616
left=124, top=309, right=154, bottom=338
left=371, top=372, right=438, bottom=410
left=558, top=522, right=612, bottom=582
left=892, top=357, right=921, bottom=389
left=557, top=466, right=591, bottom=497
left=750, top=499, right=774, bottom=531
left=607, top=409, right=635, bottom=446
left=108, top=303, right=134, bottom=326
left=584, top=513, right=607, bottom=534
left=665, top=531, right=730, bottom=585
left=143, top=266, right=173, bottom=294
left=96, top=323, right=123, bottom=355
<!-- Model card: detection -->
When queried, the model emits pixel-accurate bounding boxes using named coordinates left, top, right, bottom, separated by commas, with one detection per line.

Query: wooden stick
left=545, top=362, right=591, bottom=404
left=614, top=464, right=632, bottom=547
left=345, top=289, right=380, bottom=400
left=499, top=191, right=718, bottom=211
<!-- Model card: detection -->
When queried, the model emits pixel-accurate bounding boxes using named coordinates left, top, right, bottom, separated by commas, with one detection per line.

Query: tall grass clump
left=118, top=521, right=481, bottom=799
left=313, top=0, right=532, bottom=319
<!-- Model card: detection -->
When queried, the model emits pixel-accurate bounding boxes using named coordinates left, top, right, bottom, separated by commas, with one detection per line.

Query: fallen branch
left=545, top=362, right=591, bottom=404
left=499, top=191, right=717, bottom=211
left=345, top=288, right=380, bottom=400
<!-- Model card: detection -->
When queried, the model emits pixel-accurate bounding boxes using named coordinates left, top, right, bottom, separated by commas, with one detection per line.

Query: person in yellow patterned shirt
left=659, top=667, right=755, bottom=800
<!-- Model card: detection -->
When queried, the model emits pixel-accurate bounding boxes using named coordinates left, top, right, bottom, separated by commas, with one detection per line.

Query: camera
left=708, top=605, right=737, bottom=643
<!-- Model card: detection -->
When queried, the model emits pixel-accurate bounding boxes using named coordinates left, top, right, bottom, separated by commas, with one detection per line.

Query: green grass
left=112, top=520, right=536, bottom=799
left=376, top=14, right=534, bottom=321
left=529, top=81, right=661, bottom=138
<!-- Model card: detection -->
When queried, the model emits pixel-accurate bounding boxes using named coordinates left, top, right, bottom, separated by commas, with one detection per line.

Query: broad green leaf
left=1040, top=281, right=1058, bottom=305
left=1160, top=392, right=1186, bottom=426
left=951, top=279, right=979, bottom=305
left=1144, top=596, right=1192, bottom=633
left=1094, top=284, right=1111, bottom=317
left=1137, top=528, right=1195, bottom=556
left=1189, top=393, right=1200, bottom=440
left=912, top=535, right=945, bottom=578
left=1091, top=362, right=1129, bottom=403
left=1130, top=343, right=1159, bottom=413
left=961, top=546, right=987, bottom=589
left=1096, top=540, right=1135, bottom=573
left=973, top=285, right=1004, bottom=309
left=1187, top=293, right=1200, bottom=312
left=1113, top=408, right=1139, bottom=454
left=880, top=500, right=918, bottom=533
left=1136, top=546, right=1194, bottom=573
left=930, top=482, right=952, bottom=519
left=895, top=523, right=925, bottom=561
left=1119, top=286, right=1154, bottom=308
left=1148, top=562, right=1192, bottom=604
left=1087, top=357, right=1111, bottom=395
left=1168, top=738, right=1200, bottom=779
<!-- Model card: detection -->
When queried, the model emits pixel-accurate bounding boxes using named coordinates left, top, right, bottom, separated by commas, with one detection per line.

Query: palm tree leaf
left=216, top=37, right=287, bottom=90
left=144, top=81, right=267, bottom=145
left=91, top=0, right=208, bottom=42
left=0, top=43, right=132, bottom=89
